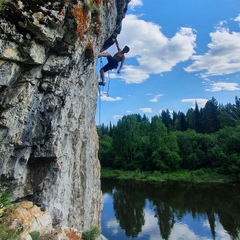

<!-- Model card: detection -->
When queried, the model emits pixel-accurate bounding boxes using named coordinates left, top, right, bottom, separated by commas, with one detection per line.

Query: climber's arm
left=117, top=56, right=125, bottom=74
left=115, top=38, right=121, bottom=52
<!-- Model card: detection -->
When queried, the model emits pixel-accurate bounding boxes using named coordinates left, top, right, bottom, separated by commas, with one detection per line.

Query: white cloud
left=206, top=82, right=240, bottom=92
left=112, top=115, right=123, bottom=120
left=150, top=94, right=164, bottom=102
left=234, top=14, right=240, bottom=23
left=128, top=0, right=143, bottom=10
left=122, top=65, right=150, bottom=84
left=181, top=98, right=208, bottom=108
left=185, top=28, right=240, bottom=78
left=116, top=14, right=196, bottom=84
left=100, top=94, right=123, bottom=102
left=139, top=108, right=152, bottom=113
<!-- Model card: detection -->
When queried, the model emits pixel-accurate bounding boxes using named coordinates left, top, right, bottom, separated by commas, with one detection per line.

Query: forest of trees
left=97, top=96, right=240, bottom=180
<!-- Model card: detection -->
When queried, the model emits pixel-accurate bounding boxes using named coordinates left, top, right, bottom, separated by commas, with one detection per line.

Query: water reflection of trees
left=102, top=179, right=240, bottom=239
left=112, top=181, right=145, bottom=237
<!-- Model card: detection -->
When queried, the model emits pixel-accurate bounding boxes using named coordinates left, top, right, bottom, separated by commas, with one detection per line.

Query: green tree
left=112, top=115, right=142, bottom=169
left=148, top=116, right=180, bottom=171
left=194, top=101, right=203, bottom=133
left=161, top=109, right=172, bottom=129
left=186, top=108, right=195, bottom=129
left=99, top=134, right=113, bottom=167
left=173, top=111, right=187, bottom=131
left=202, top=97, right=220, bottom=133
left=176, top=130, right=216, bottom=169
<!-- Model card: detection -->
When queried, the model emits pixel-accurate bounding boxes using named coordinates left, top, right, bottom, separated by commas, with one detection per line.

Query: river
left=101, top=178, right=240, bottom=240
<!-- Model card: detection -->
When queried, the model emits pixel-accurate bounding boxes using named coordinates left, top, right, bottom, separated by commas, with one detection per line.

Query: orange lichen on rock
left=65, top=229, right=83, bottom=240
left=72, top=3, right=89, bottom=40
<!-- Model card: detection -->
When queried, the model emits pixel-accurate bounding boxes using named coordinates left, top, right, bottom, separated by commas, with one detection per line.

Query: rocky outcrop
left=0, top=0, right=130, bottom=233
left=12, top=201, right=52, bottom=239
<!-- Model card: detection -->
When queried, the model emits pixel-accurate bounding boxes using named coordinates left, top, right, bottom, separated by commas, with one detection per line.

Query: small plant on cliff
left=0, top=191, right=11, bottom=216
left=0, top=191, right=22, bottom=239
left=83, top=0, right=92, bottom=12
left=0, top=0, right=4, bottom=11
left=30, top=231, right=41, bottom=240
left=91, top=3, right=100, bottom=14
left=83, top=0, right=100, bottom=14
left=82, top=226, right=101, bottom=240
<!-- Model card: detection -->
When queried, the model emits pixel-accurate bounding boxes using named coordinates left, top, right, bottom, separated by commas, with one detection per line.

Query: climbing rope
left=106, top=71, right=111, bottom=96
left=98, top=56, right=112, bottom=126
left=98, top=56, right=112, bottom=161
left=99, top=57, right=111, bottom=97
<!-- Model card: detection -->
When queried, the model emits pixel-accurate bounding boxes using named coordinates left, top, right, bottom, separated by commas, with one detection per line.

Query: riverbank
left=101, top=168, right=234, bottom=183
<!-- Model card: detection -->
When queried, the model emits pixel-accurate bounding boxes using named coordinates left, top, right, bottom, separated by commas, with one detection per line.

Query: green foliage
left=0, top=191, right=22, bottom=240
left=0, top=221, right=21, bottom=240
left=0, top=0, right=3, bottom=11
left=82, top=226, right=101, bottom=240
left=99, top=134, right=113, bottom=167
left=83, top=0, right=100, bottom=14
left=30, top=231, right=40, bottom=240
left=0, top=191, right=11, bottom=214
left=91, top=3, right=100, bottom=14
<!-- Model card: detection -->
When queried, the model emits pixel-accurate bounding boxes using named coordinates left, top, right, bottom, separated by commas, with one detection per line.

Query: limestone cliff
left=0, top=0, right=130, bottom=232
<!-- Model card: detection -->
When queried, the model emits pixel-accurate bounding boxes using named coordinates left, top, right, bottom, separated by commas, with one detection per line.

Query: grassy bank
left=101, top=168, right=233, bottom=183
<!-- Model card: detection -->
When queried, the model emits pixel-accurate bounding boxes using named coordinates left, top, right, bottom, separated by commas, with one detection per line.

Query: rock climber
left=99, top=38, right=130, bottom=86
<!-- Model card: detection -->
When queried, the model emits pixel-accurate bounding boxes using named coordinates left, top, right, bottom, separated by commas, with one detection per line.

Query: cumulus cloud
left=184, top=28, right=240, bottom=78
left=206, top=82, right=240, bottom=92
left=139, top=108, right=152, bottom=113
left=234, top=14, right=240, bottom=24
left=100, top=94, right=123, bottom=102
left=128, top=0, right=143, bottom=10
left=181, top=98, right=208, bottom=108
left=116, top=14, right=196, bottom=84
left=150, top=94, right=164, bottom=102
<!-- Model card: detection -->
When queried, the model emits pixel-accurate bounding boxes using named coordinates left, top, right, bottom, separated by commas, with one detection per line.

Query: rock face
left=0, top=0, right=130, bottom=231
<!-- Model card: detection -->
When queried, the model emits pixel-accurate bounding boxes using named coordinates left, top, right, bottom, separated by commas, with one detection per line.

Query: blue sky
left=96, top=0, right=240, bottom=125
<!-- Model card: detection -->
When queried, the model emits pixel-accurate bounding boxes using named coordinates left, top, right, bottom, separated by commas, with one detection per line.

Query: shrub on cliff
left=82, top=226, right=101, bottom=240
left=0, top=191, right=22, bottom=239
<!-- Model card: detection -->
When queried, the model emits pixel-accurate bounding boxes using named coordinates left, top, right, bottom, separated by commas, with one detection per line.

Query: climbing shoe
left=98, top=82, right=105, bottom=86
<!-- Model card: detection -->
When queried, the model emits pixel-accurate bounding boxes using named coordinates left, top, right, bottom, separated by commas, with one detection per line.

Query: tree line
left=97, top=96, right=240, bottom=180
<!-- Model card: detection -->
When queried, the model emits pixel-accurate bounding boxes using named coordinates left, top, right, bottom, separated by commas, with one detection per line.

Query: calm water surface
left=101, top=179, right=240, bottom=240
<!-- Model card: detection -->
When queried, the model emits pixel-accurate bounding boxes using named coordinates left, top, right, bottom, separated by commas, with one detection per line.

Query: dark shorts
left=101, top=56, right=119, bottom=72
